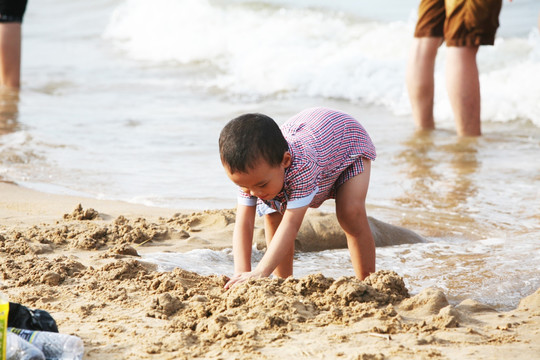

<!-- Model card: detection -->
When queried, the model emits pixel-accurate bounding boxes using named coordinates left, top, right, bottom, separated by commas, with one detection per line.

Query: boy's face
left=225, top=152, right=291, bottom=200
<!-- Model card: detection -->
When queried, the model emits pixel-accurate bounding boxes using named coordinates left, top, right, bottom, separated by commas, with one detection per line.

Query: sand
left=1, top=182, right=539, bottom=359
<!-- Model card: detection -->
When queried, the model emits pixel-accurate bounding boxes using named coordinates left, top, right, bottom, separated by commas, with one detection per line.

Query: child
left=219, top=107, right=376, bottom=288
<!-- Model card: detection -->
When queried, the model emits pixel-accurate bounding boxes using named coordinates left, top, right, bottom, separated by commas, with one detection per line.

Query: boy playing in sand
left=219, top=107, right=376, bottom=288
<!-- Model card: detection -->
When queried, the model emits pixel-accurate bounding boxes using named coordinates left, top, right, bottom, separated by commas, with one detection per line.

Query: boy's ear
left=282, top=151, right=292, bottom=168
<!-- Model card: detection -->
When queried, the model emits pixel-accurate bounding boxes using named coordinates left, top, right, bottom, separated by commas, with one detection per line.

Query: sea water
left=1, top=0, right=539, bottom=310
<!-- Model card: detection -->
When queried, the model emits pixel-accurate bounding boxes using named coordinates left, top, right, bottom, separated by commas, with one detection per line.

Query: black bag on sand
left=7, top=302, right=59, bottom=332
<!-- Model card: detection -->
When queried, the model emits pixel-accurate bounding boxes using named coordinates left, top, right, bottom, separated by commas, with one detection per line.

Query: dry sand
left=1, top=182, right=539, bottom=359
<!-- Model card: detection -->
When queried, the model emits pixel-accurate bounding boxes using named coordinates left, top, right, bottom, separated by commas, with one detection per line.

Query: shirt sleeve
left=286, top=187, right=318, bottom=209
left=284, top=158, right=320, bottom=209
left=237, top=189, right=257, bottom=206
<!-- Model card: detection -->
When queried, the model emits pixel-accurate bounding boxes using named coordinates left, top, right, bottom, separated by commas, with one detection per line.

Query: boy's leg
left=406, top=37, right=443, bottom=131
left=335, top=160, right=375, bottom=280
left=264, top=211, right=294, bottom=278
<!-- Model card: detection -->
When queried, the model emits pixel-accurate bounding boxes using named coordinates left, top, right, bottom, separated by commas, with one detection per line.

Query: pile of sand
left=1, top=204, right=539, bottom=359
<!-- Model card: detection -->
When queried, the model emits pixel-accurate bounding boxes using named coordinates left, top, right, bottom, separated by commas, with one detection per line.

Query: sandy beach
left=1, top=181, right=538, bottom=359
left=1, top=0, right=539, bottom=358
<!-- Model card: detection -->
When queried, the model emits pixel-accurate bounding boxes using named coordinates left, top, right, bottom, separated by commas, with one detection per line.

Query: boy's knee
left=336, top=202, right=367, bottom=234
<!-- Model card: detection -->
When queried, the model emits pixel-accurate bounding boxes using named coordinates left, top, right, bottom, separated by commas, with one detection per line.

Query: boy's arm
left=232, top=204, right=256, bottom=274
left=225, top=205, right=308, bottom=288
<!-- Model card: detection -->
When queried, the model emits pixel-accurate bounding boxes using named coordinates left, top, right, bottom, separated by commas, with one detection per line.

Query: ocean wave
left=103, top=0, right=540, bottom=127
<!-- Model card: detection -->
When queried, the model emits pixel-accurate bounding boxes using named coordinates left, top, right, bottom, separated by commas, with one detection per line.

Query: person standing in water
left=406, top=0, right=503, bottom=136
left=0, top=0, right=28, bottom=88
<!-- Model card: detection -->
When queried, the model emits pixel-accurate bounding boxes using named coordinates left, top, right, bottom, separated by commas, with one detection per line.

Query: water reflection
left=394, top=130, right=481, bottom=238
left=440, top=137, right=480, bottom=207
left=0, top=88, right=20, bottom=135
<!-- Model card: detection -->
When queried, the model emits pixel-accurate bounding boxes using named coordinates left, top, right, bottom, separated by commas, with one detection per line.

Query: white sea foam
left=143, top=235, right=540, bottom=310
left=103, top=0, right=540, bottom=126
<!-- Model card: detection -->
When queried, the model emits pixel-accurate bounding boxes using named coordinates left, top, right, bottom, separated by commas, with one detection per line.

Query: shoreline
left=1, top=181, right=539, bottom=359
left=0, top=181, right=180, bottom=227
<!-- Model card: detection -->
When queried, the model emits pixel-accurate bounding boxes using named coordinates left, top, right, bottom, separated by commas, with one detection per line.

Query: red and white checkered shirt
left=238, top=107, right=376, bottom=214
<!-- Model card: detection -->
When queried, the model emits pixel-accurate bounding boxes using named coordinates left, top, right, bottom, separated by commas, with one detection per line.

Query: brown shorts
left=414, top=0, right=502, bottom=46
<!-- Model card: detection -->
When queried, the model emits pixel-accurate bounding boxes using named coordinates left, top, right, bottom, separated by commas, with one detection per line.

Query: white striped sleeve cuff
left=286, top=187, right=318, bottom=209
left=237, top=195, right=257, bottom=206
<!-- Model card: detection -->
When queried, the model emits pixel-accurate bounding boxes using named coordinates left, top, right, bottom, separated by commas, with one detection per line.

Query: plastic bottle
left=1, top=292, right=8, bottom=360
left=8, top=329, right=83, bottom=360
left=6, top=332, right=45, bottom=360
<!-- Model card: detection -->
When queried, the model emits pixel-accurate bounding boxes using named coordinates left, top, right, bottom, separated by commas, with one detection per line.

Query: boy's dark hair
left=219, top=113, right=289, bottom=173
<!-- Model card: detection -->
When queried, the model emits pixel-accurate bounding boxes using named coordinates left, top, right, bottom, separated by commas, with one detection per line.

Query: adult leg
left=0, top=87, right=20, bottom=134
left=406, top=37, right=444, bottom=131
left=445, top=46, right=481, bottom=136
left=0, top=22, right=22, bottom=88
left=264, top=211, right=294, bottom=278
left=335, top=160, right=375, bottom=280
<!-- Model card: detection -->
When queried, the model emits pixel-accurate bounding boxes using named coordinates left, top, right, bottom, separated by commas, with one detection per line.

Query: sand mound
left=0, top=206, right=170, bottom=252
left=277, top=211, right=425, bottom=251
left=455, top=298, right=497, bottom=314
left=398, top=287, right=449, bottom=317
left=2, top=204, right=538, bottom=359
left=518, top=288, right=540, bottom=313
left=63, top=203, right=100, bottom=221
left=0, top=205, right=425, bottom=257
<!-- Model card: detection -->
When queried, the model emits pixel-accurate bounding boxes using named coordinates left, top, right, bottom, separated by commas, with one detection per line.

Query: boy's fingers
left=224, top=272, right=255, bottom=289
left=224, top=275, right=240, bottom=289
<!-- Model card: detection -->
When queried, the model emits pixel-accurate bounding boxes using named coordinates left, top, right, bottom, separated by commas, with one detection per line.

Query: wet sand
left=1, top=182, right=539, bottom=359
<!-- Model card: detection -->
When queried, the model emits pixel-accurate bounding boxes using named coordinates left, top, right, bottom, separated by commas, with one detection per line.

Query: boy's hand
left=224, top=269, right=263, bottom=289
